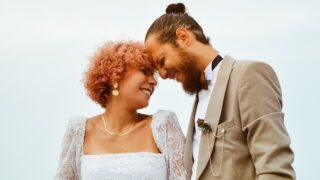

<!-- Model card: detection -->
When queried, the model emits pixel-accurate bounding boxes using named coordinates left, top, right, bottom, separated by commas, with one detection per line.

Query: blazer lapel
left=184, top=96, right=198, bottom=179
left=196, top=56, right=235, bottom=179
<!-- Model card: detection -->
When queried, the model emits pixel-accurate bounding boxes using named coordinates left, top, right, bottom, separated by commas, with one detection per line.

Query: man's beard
left=178, top=49, right=203, bottom=95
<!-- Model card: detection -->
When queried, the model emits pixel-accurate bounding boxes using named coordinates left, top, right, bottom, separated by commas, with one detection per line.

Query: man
left=145, top=3, right=295, bottom=180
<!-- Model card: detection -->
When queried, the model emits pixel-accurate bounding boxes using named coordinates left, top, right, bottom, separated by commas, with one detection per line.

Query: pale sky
left=0, top=0, right=319, bottom=179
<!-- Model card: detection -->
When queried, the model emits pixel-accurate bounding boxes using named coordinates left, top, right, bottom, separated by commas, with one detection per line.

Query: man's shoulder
left=223, top=55, right=275, bottom=76
left=233, top=59, right=272, bottom=71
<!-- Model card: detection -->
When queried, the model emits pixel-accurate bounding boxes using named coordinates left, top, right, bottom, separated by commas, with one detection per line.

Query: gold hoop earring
left=112, top=82, right=119, bottom=96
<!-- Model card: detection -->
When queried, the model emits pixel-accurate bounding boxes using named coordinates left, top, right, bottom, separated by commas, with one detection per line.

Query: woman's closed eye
left=140, top=68, right=153, bottom=75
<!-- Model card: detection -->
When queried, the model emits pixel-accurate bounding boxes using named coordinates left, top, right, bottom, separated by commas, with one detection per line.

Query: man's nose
left=158, top=68, right=168, bottom=79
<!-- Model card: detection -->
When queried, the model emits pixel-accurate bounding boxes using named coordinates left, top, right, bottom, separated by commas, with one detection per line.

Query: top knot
left=165, top=3, right=186, bottom=14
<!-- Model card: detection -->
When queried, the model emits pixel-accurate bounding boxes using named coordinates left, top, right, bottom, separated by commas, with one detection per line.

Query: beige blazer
left=184, top=55, right=295, bottom=180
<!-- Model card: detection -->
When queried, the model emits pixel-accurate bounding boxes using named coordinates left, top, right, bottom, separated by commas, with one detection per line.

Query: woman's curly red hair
left=84, top=41, right=155, bottom=108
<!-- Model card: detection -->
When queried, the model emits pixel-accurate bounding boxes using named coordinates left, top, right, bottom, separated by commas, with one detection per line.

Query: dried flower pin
left=197, top=118, right=212, bottom=133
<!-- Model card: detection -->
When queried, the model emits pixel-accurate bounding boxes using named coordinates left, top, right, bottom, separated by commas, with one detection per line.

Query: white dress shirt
left=191, top=57, right=222, bottom=180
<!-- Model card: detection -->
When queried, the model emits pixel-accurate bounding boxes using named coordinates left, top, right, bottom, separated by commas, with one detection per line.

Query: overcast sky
left=0, top=0, right=319, bottom=179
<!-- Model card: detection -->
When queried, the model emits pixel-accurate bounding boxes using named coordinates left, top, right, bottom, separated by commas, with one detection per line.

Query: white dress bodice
left=81, top=152, right=167, bottom=180
left=54, top=110, right=186, bottom=180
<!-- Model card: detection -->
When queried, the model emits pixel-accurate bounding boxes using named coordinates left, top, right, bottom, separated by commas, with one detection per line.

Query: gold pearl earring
left=112, top=82, right=119, bottom=96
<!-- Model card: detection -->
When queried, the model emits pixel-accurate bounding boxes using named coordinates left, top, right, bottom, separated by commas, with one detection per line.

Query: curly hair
left=83, top=41, right=155, bottom=108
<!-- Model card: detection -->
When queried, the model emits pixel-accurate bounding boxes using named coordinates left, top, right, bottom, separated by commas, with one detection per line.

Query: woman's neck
left=102, top=100, right=139, bottom=132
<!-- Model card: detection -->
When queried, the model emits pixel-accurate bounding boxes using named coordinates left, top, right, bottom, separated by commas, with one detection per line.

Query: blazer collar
left=184, top=96, right=198, bottom=179
left=196, top=55, right=236, bottom=179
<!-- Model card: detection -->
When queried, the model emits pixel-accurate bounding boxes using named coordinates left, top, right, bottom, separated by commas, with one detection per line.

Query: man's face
left=145, top=35, right=203, bottom=94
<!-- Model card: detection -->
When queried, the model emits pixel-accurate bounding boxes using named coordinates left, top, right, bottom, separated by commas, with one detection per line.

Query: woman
left=54, top=41, right=186, bottom=179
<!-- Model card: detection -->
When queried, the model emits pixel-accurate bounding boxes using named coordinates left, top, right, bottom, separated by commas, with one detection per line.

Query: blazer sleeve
left=238, top=62, right=295, bottom=180
left=54, top=119, right=80, bottom=180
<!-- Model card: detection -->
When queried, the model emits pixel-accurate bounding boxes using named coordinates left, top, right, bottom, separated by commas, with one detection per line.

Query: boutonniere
left=197, top=118, right=212, bottom=133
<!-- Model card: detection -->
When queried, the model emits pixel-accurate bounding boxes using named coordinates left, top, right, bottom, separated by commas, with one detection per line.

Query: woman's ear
left=175, top=27, right=191, bottom=48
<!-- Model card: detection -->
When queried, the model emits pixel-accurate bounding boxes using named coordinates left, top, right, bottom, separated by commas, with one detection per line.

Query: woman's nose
left=148, top=74, right=157, bottom=86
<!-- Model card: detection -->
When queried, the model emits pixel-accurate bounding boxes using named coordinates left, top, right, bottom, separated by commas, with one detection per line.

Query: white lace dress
left=54, top=110, right=186, bottom=180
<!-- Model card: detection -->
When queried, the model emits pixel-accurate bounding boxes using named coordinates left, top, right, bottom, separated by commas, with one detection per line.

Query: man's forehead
left=145, top=36, right=159, bottom=49
left=146, top=40, right=163, bottom=58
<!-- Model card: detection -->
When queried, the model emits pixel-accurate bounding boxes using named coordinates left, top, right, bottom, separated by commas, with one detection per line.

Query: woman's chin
left=136, top=101, right=149, bottom=110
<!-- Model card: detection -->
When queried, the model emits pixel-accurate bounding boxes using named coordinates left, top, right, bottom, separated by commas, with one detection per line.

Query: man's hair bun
left=165, top=3, right=186, bottom=14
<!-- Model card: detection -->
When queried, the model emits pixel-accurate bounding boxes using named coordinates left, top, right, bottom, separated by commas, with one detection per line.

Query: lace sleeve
left=152, top=111, right=187, bottom=180
left=54, top=119, right=81, bottom=180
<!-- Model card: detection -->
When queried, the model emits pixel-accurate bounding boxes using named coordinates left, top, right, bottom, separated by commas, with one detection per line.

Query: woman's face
left=116, top=68, right=157, bottom=109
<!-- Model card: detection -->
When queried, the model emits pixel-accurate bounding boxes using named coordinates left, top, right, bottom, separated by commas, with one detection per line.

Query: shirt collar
left=203, top=61, right=213, bottom=81
left=203, top=54, right=223, bottom=84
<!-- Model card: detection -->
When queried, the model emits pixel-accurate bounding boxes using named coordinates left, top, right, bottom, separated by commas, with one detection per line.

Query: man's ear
left=176, top=27, right=191, bottom=48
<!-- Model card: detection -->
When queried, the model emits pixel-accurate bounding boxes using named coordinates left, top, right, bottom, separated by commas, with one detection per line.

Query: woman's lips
left=140, top=87, right=153, bottom=97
